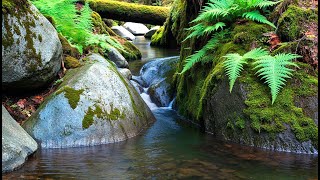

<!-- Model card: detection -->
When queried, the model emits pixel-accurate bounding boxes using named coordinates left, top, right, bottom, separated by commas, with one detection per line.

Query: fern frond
left=223, top=53, right=248, bottom=92
left=181, top=49, right=207, bottom=74
left=191, top=3, right=229, bottom=23
left=203, top=22, right=226, bottom=34
left=254, top=0, right=282, bottom=8
left=183, top=24, right=205, bottom=41
left=242, top=47, right=269, bottom=59
left=253, top=54, right=300, bottom=104
left=242, top=10, right=276, bottom=28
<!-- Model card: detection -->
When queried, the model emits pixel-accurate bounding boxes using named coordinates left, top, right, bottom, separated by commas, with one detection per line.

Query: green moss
left=150, top=26, right=164, bottom=46
left=91, top=11, right=110, bottom=35
left=56, top=86, right=84, bottom=109
left=38, top=34, right=42, bottom=42
left=58, top=33, right=81, bottom=58
left=82, top=103, right=126, bottom=129
left=82, top=106, right=95, bottom=129
left=240, top=62, right=318, bottom=148
left=277, top=5, right=318, bottom=41
left=64, top=56, right=81, bottom=69
left=88, top=0, right=169, bottom=25
left=2, top=0, right=28, bottom=14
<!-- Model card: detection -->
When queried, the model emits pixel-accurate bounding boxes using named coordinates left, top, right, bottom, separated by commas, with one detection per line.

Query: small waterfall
left=167, top=97, right=176, bottom=109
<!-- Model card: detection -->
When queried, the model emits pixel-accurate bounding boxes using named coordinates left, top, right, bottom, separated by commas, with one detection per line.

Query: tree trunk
left=88, top=0, right=170, bottom=25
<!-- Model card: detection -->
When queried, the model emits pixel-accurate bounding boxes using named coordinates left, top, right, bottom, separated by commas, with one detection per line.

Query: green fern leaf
left=223, top=53, right=247, bottom=92
left=242, top=10, right=276, bottom=28
left=180, top=49, right=207, bottom=74
left=253, top=53, right=301, bottom=104
left=203, top=22, right=226, bottom=34
left=242, top=47, right=269, bottom=59
left=254, top=0, right=282, bottom=8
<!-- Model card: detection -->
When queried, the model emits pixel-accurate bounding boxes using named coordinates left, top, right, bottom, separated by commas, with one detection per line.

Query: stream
left=3, top=36, right=318, bottom=179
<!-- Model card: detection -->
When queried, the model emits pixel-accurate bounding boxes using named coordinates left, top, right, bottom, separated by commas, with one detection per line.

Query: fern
left=180, top=0, right=280, bottom=74
left=180, top=31, right=225, bottom=74
left=223, top=48, right=269, bottom=92
left=242, top=11, right=276, bottom=28
left=253, top=53, right=301, bottom=104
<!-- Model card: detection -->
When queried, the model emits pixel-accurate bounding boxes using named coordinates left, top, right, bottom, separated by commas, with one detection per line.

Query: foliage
left=180, top=0, right=280, bottom=74
left=223, top=48, right=269, bottom=92
left=223, top=48, right=301, bottom=104
left=253, top=53, right=301, bottom=104
left=31, top=0, right=124, bottom=53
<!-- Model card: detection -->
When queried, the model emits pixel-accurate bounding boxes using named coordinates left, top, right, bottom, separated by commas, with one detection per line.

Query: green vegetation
left=82, top=104, right=126, bottom=129
left=223, top=48, right=301, bottom=104
left=180, top=0, right=279, bottom=74
left=56, top=86, right=84, bottom=109
left=87, top=0, right=170, bottom=25
left=64, top=56, right=82, bottom=69
left=31, top=0, right=126, bottom=54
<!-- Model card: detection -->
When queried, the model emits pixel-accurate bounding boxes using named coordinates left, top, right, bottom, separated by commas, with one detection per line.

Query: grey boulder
left=2, top=4, right=62, bottom=92
left=23, top=54, right=155, bottom=148
left=111, top=26, right=135, bottom=41
left=107, top=47, right=129, bottom=68
left=145, top=26, right=160, bottom=38
left=123, top=22, right=149, bottom=35
left=2, top=106, right=38, bottom=173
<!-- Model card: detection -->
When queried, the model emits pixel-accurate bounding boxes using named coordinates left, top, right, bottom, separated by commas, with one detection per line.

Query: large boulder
left=144, top=26, right=160, bottom=38
left=106, top=47, right=129, bottom=68
left=203, top=74, right=318, bottom=154
left=2, top=2, right=62, bottom=92
left=123, top=22, right=149, bottom=35
left=140, top=56, right=178, bottom=107
left=22, top=54, right=155, bottom=148
left=2, top=106, right=38, bottom=173
left=111, top=26, right=135, bottom=41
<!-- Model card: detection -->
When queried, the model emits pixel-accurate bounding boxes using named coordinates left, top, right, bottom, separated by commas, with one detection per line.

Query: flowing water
left=3, top=36, right=318, bottom=180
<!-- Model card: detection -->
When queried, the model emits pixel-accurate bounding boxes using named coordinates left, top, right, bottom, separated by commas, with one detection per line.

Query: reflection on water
left=2, top=108, right=318, bottom=179
left=128, top=36, right=179, bottom=75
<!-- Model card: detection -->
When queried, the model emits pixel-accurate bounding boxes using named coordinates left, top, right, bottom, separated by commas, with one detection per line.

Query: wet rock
left=107, top=47, right=129, bottom=68
left=140, top=56, right=179, bottom=107
left=123, top=22, right=149, bottom=35
left=144, top=26, right=160, bottom=38
left=130, top=80, right=144, bottom=94
left=111, top=26, right=135, bottom=41
left=23, top=54, right=155, bottom=148
left=2, top=106, right=38, bottom=173
left=118, top=68, right=132, bottom=80
left=203, top=78, right=318, bottom=154
left=2, top=3, right=62, bottom=92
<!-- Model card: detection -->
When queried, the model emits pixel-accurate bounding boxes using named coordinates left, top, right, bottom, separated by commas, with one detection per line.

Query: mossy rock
left=175, top=18, right=318, bottom=153
left=277, top=5, right=318, bottom=42
left=64, top=56, right=82, bottom=69
left=58, top=33, right=81, bottom=58
left=22, top=54, right=155, bottom=148
left=2, top=3, right=62, bottom=92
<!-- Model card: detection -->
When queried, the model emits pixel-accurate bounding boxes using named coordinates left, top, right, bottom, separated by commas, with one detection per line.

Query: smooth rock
left=139, top=56, right=178, bottom=107
left=2, top=4, right=62, bottom=92
left=22, top=54, right=155, bottom=148
left=111, top=26, right=135, bottom=41
left=118, top=68, right=132, bottom=80
left=2, top=106, right=38, bottom=173
left=107, top=47, right=129, bottom=68
left=123, top=22, right=149, bottom=35
left=144, top=26, right=160, bottom=38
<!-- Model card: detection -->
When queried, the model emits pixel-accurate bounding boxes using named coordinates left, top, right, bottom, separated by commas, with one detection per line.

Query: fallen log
left=87, top=0, right=170, bottom=25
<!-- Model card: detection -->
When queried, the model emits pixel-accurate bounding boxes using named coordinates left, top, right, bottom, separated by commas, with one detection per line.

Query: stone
left=140, top=56, right=179, bottom=107
left=118, top=68, right=132, bottom=80
left=123, top=22, right=149, bottom=35
left=144, top=26, right=160, bottom=38
left=111, top=26, right=135, bottom=41
left=2, top=4, right=62, bottom=92
left=22, top=54, right=155, bottom=148
left=107, top=47, right=129, bottom=68
left=2, top=106, right=38, bottom=173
